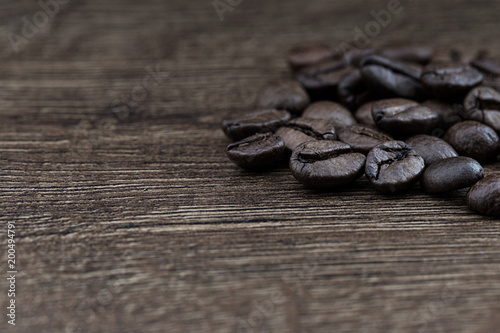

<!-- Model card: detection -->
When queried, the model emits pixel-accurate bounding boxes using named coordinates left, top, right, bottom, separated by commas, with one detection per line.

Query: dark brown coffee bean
left=421, top=63, right=483, bottom=101
left=342, top=48, right=376, bottom=67
left=379, top=45, right=433, bottom=65
left=482, top=75, right=500, bottom=91
left=361, top=55, right=429, bottom=100
left=222, top=109, right=292, bottom=141
left=458, top=52, right=476, bottom=65
left=467, top=174, right=500, bottom=216
left=287, top=43, right=335, bottom=71
left=420, top=156, right=484, bottom=193
left=290, top=140, right=366, bottom=188
left=471, top=58, right=500, bottom=77
left=444, top=120, right=500, bottom=163
left=463, top=86, right=500, bottom=132
left=371, top=98, right=439, bottom=137
left=337, top=69, right=374, bottom=110
left=256, top=79, right=310, bottom=115
left=275, top=117, right=337, bottom=151
left=302, top=101, right=357, bottom=128
left=430, top=48, right=462, bottom=63
left=365, top=140, right=425, bottom=194
left=295, top=59, right=354, bottom=101
left=226, top=133, right=285, bottom=169
left=404, top=134, right=458, bottom=166
left=473, top=49, right=491, bottom=61
left=421, top=100, right=463, bottom=132
left=472, top=53, right=500, bottom=89
left=337, top=125, right=392, bottom=155
left=354, top=101, right=377, bottom=126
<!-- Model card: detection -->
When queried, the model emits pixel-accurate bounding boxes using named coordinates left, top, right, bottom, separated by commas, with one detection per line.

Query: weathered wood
left=1, top=0, right=500, bottom=332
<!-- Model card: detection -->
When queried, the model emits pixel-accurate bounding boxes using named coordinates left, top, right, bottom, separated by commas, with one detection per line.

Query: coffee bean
left=343, top=48, right=376, bottom=67
left=482, top=75, right=500, bottom=91
left=337, top=124, right=392, bottom=155
left=275, top=117, right=337, bottom=151
left=361, top=55, right=429, bottom=100
left=221, top=43, right=500, bottom=217
left=295, top=59, right=354, bottom=101
left=466, top=174, right=500, bottom=216
left=354, top=101, right=377, bottom=126
left=302, top=101, right=357, bottom=128
left=365, top=140, right=425, bottom=193
left=471, top=58, right=500, bottom=77
left=256, top=79, right=310, bottom=115
left=421, top=63, right=483, bottom=101
left=430, top=48, right=462, bottom=63
left=482, top=76, right=500, bottom=92
left=444, top=120, right=500, bottom=163
left=474, top=49, right=490, bottom=61
left=371, top=98, right=439, bottom=137
left=287, top=42, right=335, bottom=71
left=222, top=109, right=292, bottom=141
left=421, top=99, right=463, bottom=131
left=379, top=45, right=433, bottom=65
left=337, top=69, right=374, bottom=110
left=420, top=156, right=484, bottom=193
left=290, top=140, right=366, bottom=188
left=404, top=134, right=458, bottom=166
left=458, top=52, right=476, bottom=65
left=463, top=86, right=500, bottom=132
left=226, top=133, right=285, bottom=169
left=472, top=53, right=500, bottom=89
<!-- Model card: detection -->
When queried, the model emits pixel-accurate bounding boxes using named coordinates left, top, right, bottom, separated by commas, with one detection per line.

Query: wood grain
left=1, top=0, right=500, bottom=332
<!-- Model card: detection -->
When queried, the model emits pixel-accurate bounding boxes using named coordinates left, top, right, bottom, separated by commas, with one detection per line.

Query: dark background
left=1, top=0, right=499, bottom=332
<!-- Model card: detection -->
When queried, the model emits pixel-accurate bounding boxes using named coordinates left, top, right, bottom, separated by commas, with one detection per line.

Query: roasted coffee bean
left=371, top=98, right=439, bottom=136
left=365, top=140, right=425, bottom=193
left=222, top=109, right=291, bottom=141
left=471, top=58, right=500, bottom=77
left=482, top=76, right=500, bottom=92
left=342, top=48, right=376, bottom=67
left=421, top=63, right=483, bottom=101
left=404, top=134, right=458, bottom=166
left=473, top=49, right=491, bottom=61
left=290, top=140, right=366, bottom=188
left=482, top=75, right=500, bottom=91
left=226, top=133, right=285, bottom=169
left=379, top=45, right=433, bottom=65
left=467, top=174, right=500, bottom=216
left=256, top=79, right=310, bottom=115
left=222, top=43, right=500, bottom=217
left=472, top=54, right=500, bottom=90
left=354, top=101, right=377, bottom=126
left=463, top=86, right=500, bottom=132
left=302, top=101, right=357, bottom=128
left=295, top=59, right=354, bottom=101
left=287, top=42, right=335, bottom=71
left=430, top=48, right=462, bottom=63
left=337, top=125, right=392, bottom=155
left=420, top=156, right=484, bottom=193
left=361, top=55, right=429, bottom=100
left=421, top=99, right=463, bottom=132
left=458, top=52, right=477, bottom=65
left=444, top=120, right=500, bottom=163
left=337, top=69, right=374, bottom=110
left=275, top=117, right=337, bottom=151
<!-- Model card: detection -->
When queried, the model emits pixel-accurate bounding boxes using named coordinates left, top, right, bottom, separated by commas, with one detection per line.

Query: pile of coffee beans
left=222, top=43, right=500, bottom=217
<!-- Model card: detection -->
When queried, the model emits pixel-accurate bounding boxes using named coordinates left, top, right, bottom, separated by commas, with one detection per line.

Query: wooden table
left=1, top=0, right=500, bottom=332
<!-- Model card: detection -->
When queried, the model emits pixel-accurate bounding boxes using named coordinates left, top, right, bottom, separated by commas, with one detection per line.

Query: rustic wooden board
left=1, top=0, right=500, bottom=332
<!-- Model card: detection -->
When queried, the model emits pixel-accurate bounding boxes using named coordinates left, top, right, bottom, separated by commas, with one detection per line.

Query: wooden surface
left=1, top=0, right=500, bottom=332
